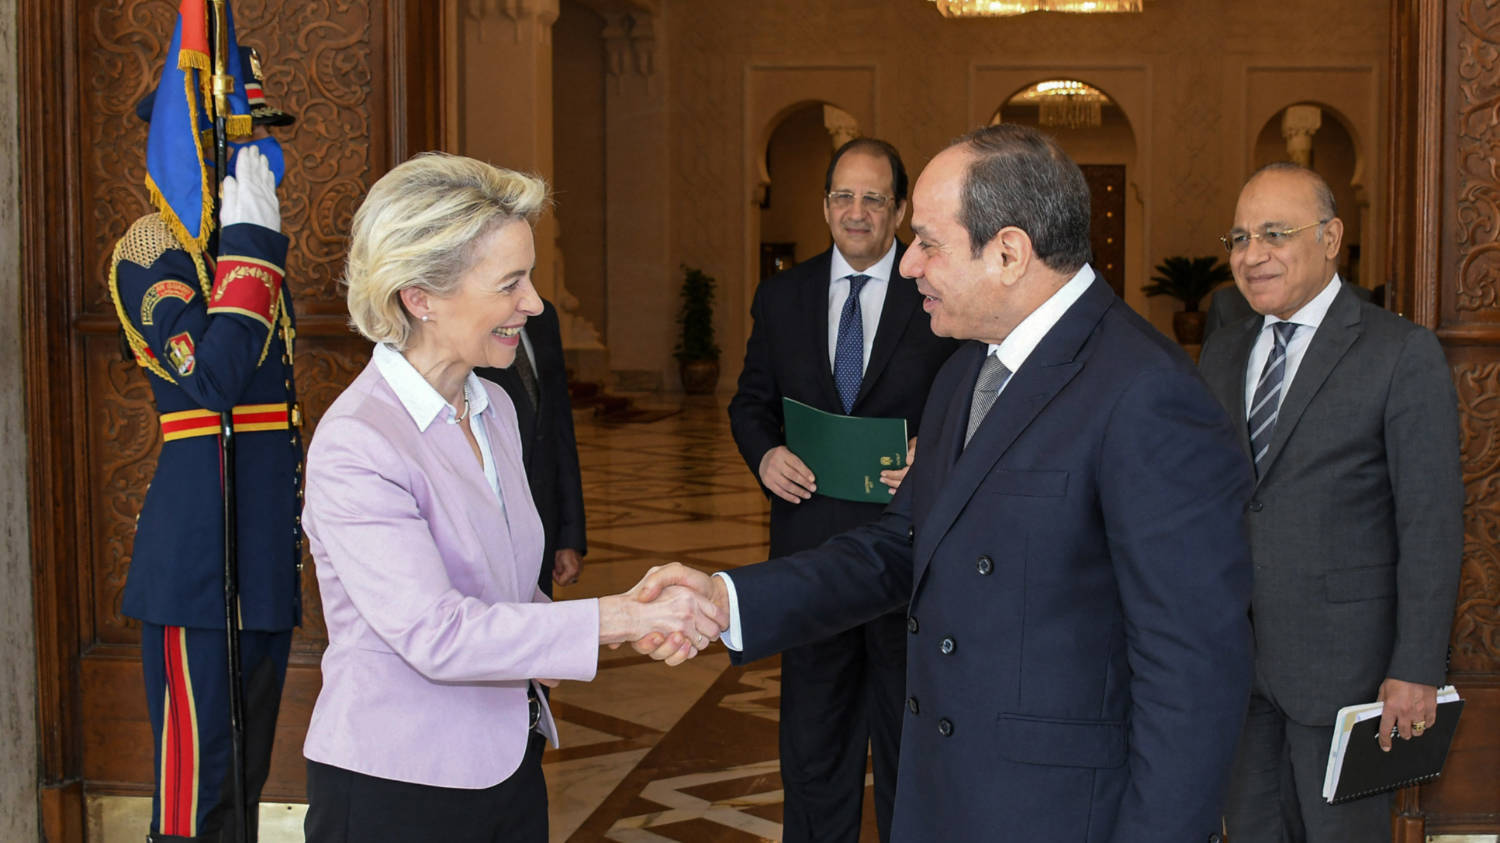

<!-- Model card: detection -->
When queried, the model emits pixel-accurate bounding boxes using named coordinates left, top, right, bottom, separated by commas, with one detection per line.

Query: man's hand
left=597, top=567, right=726, bottom=667
left=553, top=548, right=583, bottom=586
left=625, top=563, right=730, bottom=663
left=759, top=445, right=816, bottom=503
left=1376, top=677, right=1439, bottom=752
left=220, top=145, right=280, bottom=232
left=880, top=436, right=918, bottom=494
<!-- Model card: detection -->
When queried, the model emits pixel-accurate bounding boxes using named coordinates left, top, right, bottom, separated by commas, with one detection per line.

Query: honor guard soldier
left=111, top=46, right=301, bottom=842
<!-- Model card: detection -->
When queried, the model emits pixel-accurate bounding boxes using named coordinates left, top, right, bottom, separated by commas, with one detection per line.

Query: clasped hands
left=597, top=563, right=728, bottom=666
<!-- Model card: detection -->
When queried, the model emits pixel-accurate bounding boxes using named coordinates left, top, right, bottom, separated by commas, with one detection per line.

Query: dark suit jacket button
left=907, top=696, right=919, bottom=714
left=908, top=616, right=919, bottom=634
left=976, top=555, right=993, bottom=575
left=939, top=636, right=956, bottom=655
left=937, top=718, right=953, bottom=737
left=1207, top=835, right=1223, bottom=843
left=1248, top=500, right=1264, bottom=512
left=907, top=526, right=915, bottom=544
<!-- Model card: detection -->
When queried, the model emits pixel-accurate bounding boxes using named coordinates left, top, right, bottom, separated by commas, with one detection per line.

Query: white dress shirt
left=373, top=342, right=504, bottom=513
left=718, top=264, right=1100, bottom=649
left=1241, top=274, right=1343, bottom=420
left=826, top=242, right=898, bottom=371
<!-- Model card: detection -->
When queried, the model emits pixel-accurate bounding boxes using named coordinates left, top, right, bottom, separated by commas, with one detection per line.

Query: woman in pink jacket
left=301, top=153, right=723, bottom=841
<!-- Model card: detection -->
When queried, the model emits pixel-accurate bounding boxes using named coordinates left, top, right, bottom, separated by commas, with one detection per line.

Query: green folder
left=782, top=397, right=909, bottom=504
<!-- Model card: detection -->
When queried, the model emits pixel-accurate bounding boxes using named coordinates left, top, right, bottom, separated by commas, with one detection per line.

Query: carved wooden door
left=20, top=1, right=442, bottom=837
left=1385, top=0, right=1500, bottom=836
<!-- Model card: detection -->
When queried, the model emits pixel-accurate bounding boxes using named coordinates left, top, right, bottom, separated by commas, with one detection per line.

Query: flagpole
left=207, top=1, right=250, bottom=840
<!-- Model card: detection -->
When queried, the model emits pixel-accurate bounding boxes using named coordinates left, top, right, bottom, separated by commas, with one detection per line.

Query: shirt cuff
left=712, top=571, right=744, bottom=651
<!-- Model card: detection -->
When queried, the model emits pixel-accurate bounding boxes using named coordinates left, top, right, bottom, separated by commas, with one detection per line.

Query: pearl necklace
left=452, top=386, right=471, bottom=423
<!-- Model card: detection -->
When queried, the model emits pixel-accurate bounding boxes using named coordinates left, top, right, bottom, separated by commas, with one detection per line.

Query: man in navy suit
left=728, top=137, right=958, bottom=843
left=652, top=125, right=1253, bottom=841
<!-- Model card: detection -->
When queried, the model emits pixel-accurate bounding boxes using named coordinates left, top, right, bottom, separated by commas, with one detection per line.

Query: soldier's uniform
left=113, top=45, right=302, bottom=843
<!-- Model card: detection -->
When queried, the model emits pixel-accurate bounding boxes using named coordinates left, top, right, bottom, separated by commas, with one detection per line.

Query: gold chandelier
left=930, top=0, right=1142, bottom=17
left=1013, top=80, right=1110, bottom=129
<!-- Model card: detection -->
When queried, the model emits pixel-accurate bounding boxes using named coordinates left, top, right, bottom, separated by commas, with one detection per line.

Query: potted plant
left=1143, top=255, right=1234, bottom=345
left=674, top=264, right=721, bottom=393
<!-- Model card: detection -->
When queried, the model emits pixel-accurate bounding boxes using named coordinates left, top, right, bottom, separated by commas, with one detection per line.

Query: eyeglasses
left=827, top=191, right=895, bottom=211
left=1219, top=220, right=1330, bottom=254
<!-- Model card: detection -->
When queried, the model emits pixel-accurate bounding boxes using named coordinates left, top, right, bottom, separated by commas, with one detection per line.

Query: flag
left=145, top=0, right=254, bottom=254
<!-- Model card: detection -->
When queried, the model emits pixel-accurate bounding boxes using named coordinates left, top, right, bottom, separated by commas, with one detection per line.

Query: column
left=457, top=0, right=561, bottom=300
left=602, top=7, right=672, bottom=389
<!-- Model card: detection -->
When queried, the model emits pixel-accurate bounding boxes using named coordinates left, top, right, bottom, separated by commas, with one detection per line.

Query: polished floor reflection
left=85, top=393, right=1500, bottom=842
left=92, top=394, right=877, bottom=843
left=543, top=394, right=880, bottom=841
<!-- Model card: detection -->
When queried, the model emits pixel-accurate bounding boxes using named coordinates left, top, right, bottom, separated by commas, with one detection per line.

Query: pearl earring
left=421, top=315, right=430, bottom=322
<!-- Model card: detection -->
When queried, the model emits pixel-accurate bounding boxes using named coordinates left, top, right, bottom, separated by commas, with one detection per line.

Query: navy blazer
left=728, top=244, right=959, bottom=556
left=729, top=276, right=1254, bottom=842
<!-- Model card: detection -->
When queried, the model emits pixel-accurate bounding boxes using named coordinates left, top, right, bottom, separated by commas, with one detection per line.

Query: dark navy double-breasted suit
left=729, top=275, right=1254, bottom=842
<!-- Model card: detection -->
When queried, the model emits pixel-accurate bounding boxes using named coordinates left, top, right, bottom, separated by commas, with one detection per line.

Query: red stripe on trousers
left=162, top=626, right=196, bottom=835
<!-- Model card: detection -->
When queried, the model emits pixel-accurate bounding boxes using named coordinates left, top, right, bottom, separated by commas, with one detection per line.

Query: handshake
left=597, top=563, right=730, bottom=666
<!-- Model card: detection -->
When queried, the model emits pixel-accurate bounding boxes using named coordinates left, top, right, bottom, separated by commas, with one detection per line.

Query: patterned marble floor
left=85, top=394, right=1497, bottom=843
left=92, top=394, right=881, bottom=843
left=537, top=394, right=884, bottom=842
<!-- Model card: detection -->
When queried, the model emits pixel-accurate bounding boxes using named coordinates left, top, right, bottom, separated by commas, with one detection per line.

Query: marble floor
left=89, top=394, right=1496, bottom=843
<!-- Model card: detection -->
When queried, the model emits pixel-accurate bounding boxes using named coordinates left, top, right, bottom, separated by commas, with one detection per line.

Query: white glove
left=220, top=145, right=281, bottom=232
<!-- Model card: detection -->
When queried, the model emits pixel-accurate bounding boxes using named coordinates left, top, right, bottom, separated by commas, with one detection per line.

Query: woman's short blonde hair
left=344, top=153, right=549, bottom=349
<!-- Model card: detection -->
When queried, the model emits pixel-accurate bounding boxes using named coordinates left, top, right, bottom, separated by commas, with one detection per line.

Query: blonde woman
left=301, top=153, right=723, bottom=841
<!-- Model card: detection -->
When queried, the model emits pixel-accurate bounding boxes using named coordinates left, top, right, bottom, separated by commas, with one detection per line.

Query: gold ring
left=1412, top=720, right=1427, bottom=732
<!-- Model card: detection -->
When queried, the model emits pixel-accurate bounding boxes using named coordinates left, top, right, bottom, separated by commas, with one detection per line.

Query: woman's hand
left=598, top=564, right=728, bottom=666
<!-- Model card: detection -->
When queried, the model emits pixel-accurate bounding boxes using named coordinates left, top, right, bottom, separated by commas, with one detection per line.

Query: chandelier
left=1012, top=80, right=1110, bottom=129
left=930, top=0, right=1142, bottom=17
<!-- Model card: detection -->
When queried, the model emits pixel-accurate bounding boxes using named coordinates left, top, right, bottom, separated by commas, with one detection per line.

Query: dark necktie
left=513, top=334, right=540, bottom=410
left=834, top=274, right=871, bottom=413
left=1248, top=321, right=1299, bottom=476
left=965, top=352, right=1013, bottom=447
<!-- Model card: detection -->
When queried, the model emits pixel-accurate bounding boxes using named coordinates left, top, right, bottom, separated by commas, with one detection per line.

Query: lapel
left=911, top=278, right=1110, bottom=589
left=1254, top=285, right=1363, bottom=485
left=853, top=241, right=917, bottom=410
left=797, top=251, right=842, bottom=410
left=1221, top=318, right=1259, bottom=461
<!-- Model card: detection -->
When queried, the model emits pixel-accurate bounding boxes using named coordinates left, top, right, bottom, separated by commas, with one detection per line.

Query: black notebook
left=1322, top=687, right=1464, bottom=804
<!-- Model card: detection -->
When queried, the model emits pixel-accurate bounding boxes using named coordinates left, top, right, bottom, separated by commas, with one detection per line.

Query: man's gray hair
left=951, top=124, right=1092, bottom=273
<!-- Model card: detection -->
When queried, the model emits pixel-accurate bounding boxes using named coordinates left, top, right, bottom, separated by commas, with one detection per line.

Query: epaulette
left=108, top=213, right=212, bottom=384
left=115, top=214, right=184, bottom=271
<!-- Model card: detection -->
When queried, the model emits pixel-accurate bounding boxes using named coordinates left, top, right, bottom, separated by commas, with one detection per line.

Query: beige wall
left=554, top=0, right=608, bottom=336
left=0, top=0, right=40, bottom=837
left=534, top=0, right=1390, bottom=389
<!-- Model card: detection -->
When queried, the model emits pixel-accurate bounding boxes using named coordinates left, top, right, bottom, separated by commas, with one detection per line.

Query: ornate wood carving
left=23, top=0, right=434, bottom=819
left=1453, top=360, right=1500, bottom=671
left=1456, top=0, right=1500, bottom=315
left=85, top=338, right=162, bottom=644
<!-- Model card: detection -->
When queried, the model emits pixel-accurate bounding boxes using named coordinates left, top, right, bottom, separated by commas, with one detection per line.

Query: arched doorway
left=757, top=102, right=860, bottom=282
left=992, top=78, right=1141, bottom=304
left=1251, top=102, right=1368, bottom=290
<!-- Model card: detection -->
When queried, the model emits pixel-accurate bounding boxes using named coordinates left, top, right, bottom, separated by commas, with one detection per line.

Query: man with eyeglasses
left=728, top=137, right=958, bottom=843
left=1199, top=162, right=1463, bottom=841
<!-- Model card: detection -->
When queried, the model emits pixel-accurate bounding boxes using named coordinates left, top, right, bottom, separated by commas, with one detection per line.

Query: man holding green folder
left=728, top=137, right=958, bottom=843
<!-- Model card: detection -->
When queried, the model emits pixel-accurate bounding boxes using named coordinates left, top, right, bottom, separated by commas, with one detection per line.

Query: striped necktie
left=965, top=352, right=1013, bottom=447
left=1248, top=321, right=1299, bottom=476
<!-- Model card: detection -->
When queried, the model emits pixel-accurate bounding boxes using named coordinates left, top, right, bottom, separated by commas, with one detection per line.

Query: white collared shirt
left=1241, top=274, right=1343, bottom=419
left=717, top=263, right=1099, bottom=651
left=826, top=241, right=898, bottom=372
left=978, top=264, right=1097, bottom=397
left=372, top=342, right=504, bottom=512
